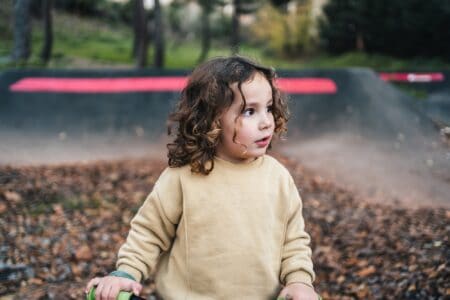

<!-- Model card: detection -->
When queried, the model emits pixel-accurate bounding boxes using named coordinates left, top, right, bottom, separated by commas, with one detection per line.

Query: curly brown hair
left=167, top=56, right=289, bottom=175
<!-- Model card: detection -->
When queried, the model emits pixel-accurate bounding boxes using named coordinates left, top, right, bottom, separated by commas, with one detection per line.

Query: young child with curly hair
left=86, top=56, right=319, bottom=300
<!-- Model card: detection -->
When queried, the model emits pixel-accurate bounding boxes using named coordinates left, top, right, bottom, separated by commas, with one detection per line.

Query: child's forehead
left=242, top=73, right=271, bottom=92
left=230, top=74, right=272, bottom=103
left=229, top=72, right=270, bottom=90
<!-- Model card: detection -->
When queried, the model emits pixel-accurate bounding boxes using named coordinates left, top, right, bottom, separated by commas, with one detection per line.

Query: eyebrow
left=245, top=99, right=273, bottom=107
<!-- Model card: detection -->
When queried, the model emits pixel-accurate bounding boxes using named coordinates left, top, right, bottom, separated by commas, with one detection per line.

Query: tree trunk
left=12, top=0, right=32, bottom=62
left=153, top=0, right=164, bottom=69
left=132, top=0, right=139, bottom=59
left=197, top=6, right=211, bottom=63
left=231, top=0, right=240, bottom=54
left=134, top=0, right=148, bottom=68
left=356, top=31, right=365, bottom=52
left=40, top=0, right=53, bottom=64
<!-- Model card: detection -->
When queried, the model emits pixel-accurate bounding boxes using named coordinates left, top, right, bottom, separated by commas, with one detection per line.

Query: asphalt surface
left=1, top=68, right=449, bottom=207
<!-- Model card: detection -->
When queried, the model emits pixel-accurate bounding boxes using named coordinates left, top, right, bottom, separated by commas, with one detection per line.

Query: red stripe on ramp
left=9, top=77, right=188, bottom=93
left=379, top=72, right=444, bottom=82
left=277, top=78, right=337, bottom=94
left=10, top=77, right=338, bottom=94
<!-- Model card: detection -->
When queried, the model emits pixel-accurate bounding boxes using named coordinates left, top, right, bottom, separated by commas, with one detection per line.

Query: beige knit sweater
left=117, top=155, right=315, bottom=299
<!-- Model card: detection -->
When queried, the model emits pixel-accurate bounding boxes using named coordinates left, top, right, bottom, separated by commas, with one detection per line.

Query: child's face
left=216, top=72, right=275, bottom=163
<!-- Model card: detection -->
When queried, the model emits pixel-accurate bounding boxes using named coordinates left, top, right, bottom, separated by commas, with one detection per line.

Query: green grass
left=0, top=1, right=13, bottom=57
left=1, top=11, right=449, bottom=71
left=36, top=13, right=133, bottom=66
left=301, top=52, right=450, bottom=71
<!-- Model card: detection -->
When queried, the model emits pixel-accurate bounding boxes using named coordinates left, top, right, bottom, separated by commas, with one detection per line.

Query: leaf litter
left=0, top=155, right=448, bottom=299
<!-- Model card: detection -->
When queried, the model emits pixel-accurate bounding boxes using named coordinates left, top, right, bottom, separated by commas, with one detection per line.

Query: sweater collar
left=213, top=155, right=265, bottom=170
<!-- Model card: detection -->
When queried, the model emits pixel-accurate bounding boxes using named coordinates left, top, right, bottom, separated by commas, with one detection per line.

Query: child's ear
left=207, top=119, right=222, bottom=142
left=212, top=117, right=222, bottom=129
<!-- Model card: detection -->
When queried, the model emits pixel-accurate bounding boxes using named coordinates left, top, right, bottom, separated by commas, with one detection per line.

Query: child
left=85, top=56, right=318, bottom=300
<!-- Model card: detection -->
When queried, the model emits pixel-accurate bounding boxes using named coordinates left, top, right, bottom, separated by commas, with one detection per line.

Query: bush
left=319, top=0, right=450, bottom=60
left=43, top=0, right=133, bottom=23
left=250, top=2, right=316, bottom=57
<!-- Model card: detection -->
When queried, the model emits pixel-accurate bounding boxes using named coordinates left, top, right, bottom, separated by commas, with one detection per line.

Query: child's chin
left=246, top=150, right=267, bottom=159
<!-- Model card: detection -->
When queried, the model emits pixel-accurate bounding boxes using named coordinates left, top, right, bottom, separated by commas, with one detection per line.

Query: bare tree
left=197, top=0, right=212, bottom=63
left=230, top=0, right=260, bottom=54
left=133, top=0, right=148, bottom=68
left=230, top=0, right=241, bottom=54
left=197, top=0, right=223, bottom=63
left=12, top=0, right=32, bottom=62
left=40, top=0, right=53, bottom=64
left=153, top=0, right=164, bottom=68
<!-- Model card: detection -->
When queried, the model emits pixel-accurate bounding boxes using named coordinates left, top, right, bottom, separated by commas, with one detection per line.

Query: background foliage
left=319, top=0, right=450, bottom=60
left=1, top=0, right=449, bottom=69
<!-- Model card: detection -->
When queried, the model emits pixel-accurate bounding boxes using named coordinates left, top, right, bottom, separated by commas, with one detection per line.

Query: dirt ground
left=0, top=152, right=448, bottom=299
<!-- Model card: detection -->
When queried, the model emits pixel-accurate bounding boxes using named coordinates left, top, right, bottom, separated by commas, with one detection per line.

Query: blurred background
left=0, top=0, right=449, bottom=299
left=1, top=0, right=450, bottom=69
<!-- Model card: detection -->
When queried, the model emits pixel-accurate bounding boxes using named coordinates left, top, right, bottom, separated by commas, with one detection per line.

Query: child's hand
left=277, top=282, right=319, bottom=300
left=85, top=276, right=142, bottom=300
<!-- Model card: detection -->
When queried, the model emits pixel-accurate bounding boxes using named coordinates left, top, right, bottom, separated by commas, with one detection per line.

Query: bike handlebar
left=86, top=287, right=146, bottom=300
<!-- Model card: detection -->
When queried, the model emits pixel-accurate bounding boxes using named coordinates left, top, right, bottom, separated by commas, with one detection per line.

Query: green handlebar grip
left=86, top=287, right=133, bottom=300
left=277, top=296, right=322, bottom=300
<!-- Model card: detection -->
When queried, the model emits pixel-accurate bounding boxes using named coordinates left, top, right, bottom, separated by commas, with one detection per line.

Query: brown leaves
left=0, top=202, right=6, bottom=214
left=274, top=153, right=449, bottom=299
left=75, top=245, right=93, bottom=261
left=4, top=191, right=22, bottom=202
left=0, top=159, right=165, bottom=298
left=1, top=155, right=449, bottom=299
left=356, top=265, right=376, bottom=277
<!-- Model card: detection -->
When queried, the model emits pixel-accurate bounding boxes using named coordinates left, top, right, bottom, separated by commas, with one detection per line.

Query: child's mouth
left=255, top=136, right=271, bottom=147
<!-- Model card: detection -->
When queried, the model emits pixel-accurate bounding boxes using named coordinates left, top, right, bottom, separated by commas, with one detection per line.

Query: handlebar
left=86, top=287, right=146, bottom=300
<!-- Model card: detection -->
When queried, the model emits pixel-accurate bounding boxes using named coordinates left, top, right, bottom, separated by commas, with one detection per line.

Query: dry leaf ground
left=0, top=155, right=448, bottom=299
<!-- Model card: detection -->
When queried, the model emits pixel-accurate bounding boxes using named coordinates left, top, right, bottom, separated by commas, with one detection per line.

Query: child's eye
left=242, top=108, right=255, bottom=117
left=267, top=105, right=273, bottom=113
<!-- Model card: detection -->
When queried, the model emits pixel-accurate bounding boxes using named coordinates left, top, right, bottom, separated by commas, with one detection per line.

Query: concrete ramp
left=0, top=70, right=186, bottom=164
left=283, top=68, right=436, bottom=142
left=1, top=68, right=448, bottom=207
left=380, top=70, right=450, bottom=125
left=1, top=68, right=439, bottom=143
left=0, top=69, right=185, bottom=138
left=420, top=71, right=450, bottom=125
left=277, top=69, right=449, bottom=208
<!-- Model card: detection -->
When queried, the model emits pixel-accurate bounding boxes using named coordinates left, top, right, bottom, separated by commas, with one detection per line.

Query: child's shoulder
left=159, top=164, right=191, bottom=179
left=263, top=155, right=292, bottom=179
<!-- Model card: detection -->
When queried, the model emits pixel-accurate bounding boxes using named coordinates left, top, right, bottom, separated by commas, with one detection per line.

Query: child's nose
left=259, top=113, right=273, bottom=129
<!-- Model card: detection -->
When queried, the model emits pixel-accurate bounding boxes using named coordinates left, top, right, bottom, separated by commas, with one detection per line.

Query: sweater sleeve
left=280, top=176, right=316, bottom=287
left=116, top=168, right=182, bottom=282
